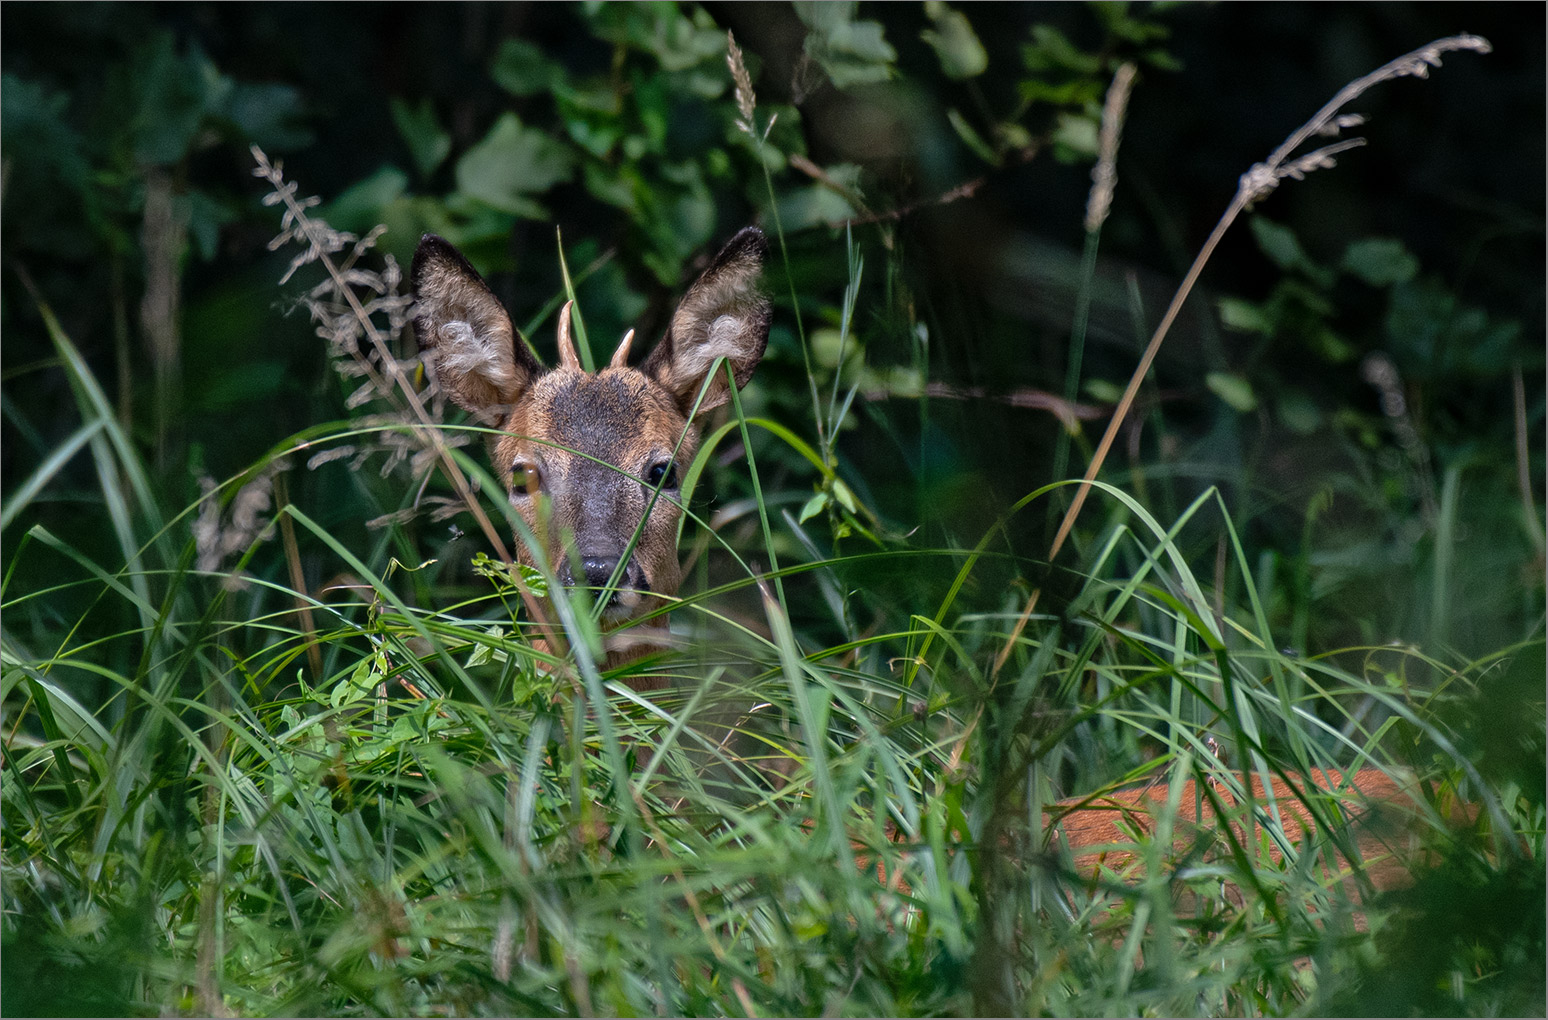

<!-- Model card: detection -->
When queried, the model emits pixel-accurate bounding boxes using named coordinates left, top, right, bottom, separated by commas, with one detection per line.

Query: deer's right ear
left=412, top=234, right=538, bottom=417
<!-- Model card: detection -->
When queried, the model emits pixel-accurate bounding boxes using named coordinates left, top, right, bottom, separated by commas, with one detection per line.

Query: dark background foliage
left=5, top=3, right=1539, bottom=657
left=1, top=4, right=1542, bottom=1014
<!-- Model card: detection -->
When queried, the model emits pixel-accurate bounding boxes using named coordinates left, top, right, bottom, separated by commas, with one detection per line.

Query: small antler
left=609, top=329, right=635, bottom=370
left=556, top=301, right=581, bottom=371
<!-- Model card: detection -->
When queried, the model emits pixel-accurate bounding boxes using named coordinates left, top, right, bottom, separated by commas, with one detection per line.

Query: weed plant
left=3, top=18, right=1542, bottom=1020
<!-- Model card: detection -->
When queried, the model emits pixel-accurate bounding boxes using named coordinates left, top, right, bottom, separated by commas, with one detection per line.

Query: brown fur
left=859, top=767, right=1446, bottom=917
left=1046, top=767, right=1428, bottom=897
left=412, top=229, right=770, bottom=686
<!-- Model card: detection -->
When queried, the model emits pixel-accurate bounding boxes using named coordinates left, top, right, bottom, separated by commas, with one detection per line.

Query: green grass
left=3, top=270, right=1540, bottom=1015
left=4, top=29, right=1543, bottom=1019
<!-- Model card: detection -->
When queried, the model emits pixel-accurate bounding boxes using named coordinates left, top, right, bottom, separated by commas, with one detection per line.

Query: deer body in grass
left=1040, top=766, right=1442, bottom=904
left=412, top=228, right=770, bottom=688
left=844, top=766, right=1444, bottom=915
left=412, top=229, right=1451, bottom=899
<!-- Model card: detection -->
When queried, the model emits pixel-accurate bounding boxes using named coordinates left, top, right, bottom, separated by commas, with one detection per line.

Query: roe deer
left=412, top=229, right=1457, bottom=901
left=411, top=228, right=770, bottom=689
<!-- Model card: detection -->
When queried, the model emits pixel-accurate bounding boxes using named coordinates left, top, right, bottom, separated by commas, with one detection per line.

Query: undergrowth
left=3, top=21, right=1542, bottom=1020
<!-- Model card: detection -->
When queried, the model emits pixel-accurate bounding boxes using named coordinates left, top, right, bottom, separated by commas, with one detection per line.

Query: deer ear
left=412, top=234, right=538, bottom=417
left=642, top=227, right=770, bottom=416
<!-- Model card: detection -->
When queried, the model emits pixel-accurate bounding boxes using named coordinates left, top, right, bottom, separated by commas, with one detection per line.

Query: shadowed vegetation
left=3, top=4, right=1542, bottom=1016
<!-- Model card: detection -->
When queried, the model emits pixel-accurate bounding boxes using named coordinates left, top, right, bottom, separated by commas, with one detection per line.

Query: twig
left=252, top=147, right=561, bottom=647
left=861, top=381, right=1108, bottom=432
left=253, top=147, right=508, bottom=560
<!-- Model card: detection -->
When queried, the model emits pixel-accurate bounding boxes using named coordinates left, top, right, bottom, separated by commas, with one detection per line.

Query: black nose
left=580, top=557, right=619, bottom=589
left=561, top=556, right=648, bottom=601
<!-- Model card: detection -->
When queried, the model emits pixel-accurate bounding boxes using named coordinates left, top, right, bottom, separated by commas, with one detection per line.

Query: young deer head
left=412, top=228, right=770, bottom=674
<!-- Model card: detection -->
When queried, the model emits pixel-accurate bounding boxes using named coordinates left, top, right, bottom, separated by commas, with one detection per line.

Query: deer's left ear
left=642, top=226, right=770, bottom=416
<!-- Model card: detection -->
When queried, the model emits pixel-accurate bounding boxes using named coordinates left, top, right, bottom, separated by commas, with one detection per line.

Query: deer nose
left=562, top=556, right=649, bottom=601
left=580, top=557, right=620, bottom=589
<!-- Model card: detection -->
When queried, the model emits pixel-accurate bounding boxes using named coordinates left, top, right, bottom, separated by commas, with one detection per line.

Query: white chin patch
left=601, top=588, right=646, bottom=623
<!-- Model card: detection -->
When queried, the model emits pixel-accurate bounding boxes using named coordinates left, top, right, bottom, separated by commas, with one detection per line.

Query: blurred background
left=4, top=2, right=1541, bottom=661
left=3, top=5, right=1543, bottom=1015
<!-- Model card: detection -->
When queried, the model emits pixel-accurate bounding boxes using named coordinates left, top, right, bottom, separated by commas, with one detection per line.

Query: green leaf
left=1021, top=25, right=1102, bottom=75
left=799, top=492, right=829, bottom=523
left=1085, top=378, right=1122, bottom=403
left=1217, top=296, right=1272, bottom=335
left=440, top=193, right=522, bottom=266
left=472, top=551, right=547, bottom=597
left=490, top=37, right=563, bottom=96
left=184, top=189, right=236, bottom=262
left=1340, top=238, right=1418, bottom=287
left=1249, top=217, right=1334, bottom=286
left=582, top=161, right=638, bottom=213
left=0, top=421, right=104, bottom=534
left=223, top=81, right=310, bottom=151
left=1091, top=3, right=1172, bottom=45
left=1308, top=324, right=1356, bottom=364
left=0, top=74, right=89, bottom=192
left=584, top=3, right=725, bottom=72
left=1250, top=217, right=1307, bottom=271
left=832, top=480, right=859, bottom=514
left=996, top=121, right=1033, bottom=151
left=390, top=97, right=452, bottom=179
left=334, top=656, right=379, bottom=709
left=566, top=118, right=622, bottom=160
left=454, top=113, right=573, bottom=218
left=320, top=165, right=409, bottom=235
left=773, top=183, right=857, bottom=233
left=1142, top=46, right=1184, bottom=73
left=857, top=363, right=924, bottom=398
left=1016, top=78, right=1103, bottom=108
left=947, top=109, right=997, bottom=164
left=128, top=35, right=226, bottom=165
left=1385, top=278, right=1523, bottom=379
left=1051, top=111, right=1100, bottom=160
left=1205, top=371, right=1258, bottom=413
left=811, top=328, right=862, bottom=372
left=1276, top=390, right=1322, bottom=435
left=921, top=2, right=988, bottom=80
left=796, top=1, right=897, bottom=88
left=465, top=626, right=508, bottom=669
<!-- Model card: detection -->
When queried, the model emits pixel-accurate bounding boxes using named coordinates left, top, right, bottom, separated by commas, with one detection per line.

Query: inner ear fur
left=642, top=226, right=771, bottom=415
left=412, top=234, right=538, bottom=417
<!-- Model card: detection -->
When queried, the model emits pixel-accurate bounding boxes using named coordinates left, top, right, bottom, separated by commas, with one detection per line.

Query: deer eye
left=509, top=462, right=543, bottom=499
left=645, top=459, right=678, bottom=490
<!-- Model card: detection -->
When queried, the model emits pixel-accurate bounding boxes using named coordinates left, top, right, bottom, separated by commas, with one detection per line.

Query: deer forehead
left=500, top=367, right=692, bottom=470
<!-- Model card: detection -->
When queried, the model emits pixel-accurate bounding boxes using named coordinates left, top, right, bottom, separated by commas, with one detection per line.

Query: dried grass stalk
left=994, top=34, right=1492, bottom=677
